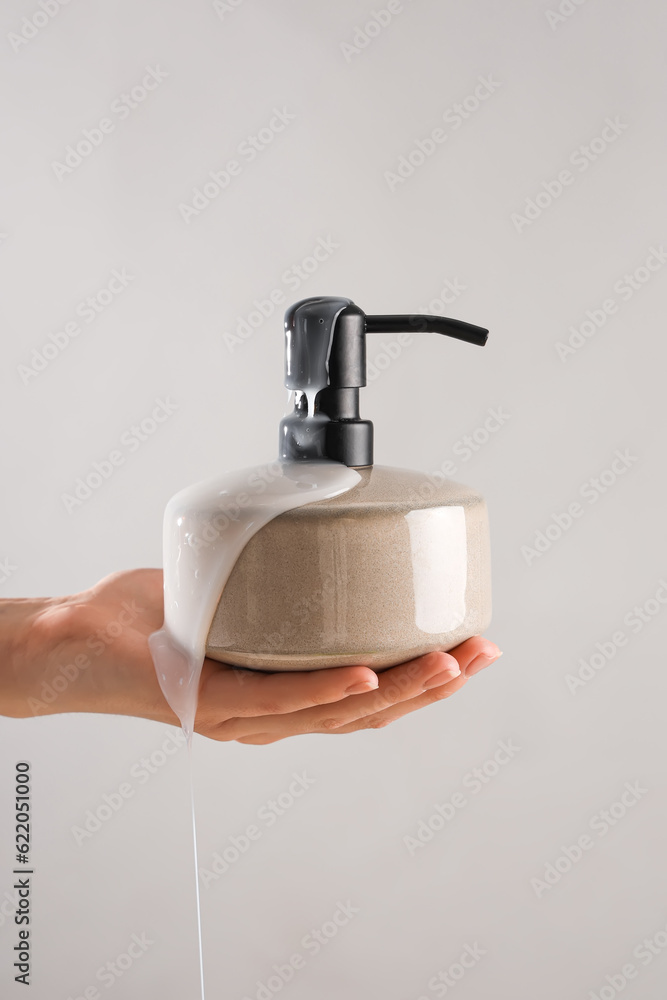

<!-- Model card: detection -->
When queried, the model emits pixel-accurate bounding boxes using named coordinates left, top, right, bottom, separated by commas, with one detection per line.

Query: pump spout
left=365, top=314, right=488, bottom=346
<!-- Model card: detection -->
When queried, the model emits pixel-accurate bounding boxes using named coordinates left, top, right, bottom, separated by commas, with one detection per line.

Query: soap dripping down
left=148, top=297, right=357, bottom=1000
left=304, top=389, right=318, bottom=418
left=149, top=462, right=359, bottom=1000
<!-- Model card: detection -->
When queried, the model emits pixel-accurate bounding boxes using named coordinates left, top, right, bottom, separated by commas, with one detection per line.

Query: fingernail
left=422, top=665, right=461, bottom=690
left=466, top=650, right=503, bottom=677
left=345, top=678, right=379, bottom=695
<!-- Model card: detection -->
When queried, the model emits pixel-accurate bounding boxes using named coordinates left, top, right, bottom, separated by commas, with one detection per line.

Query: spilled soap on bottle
left=148, top=460, right=360, bottom=735
left=148, top=460, right=358, bottom=1000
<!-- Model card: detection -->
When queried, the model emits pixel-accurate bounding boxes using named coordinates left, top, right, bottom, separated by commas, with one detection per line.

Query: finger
left=328, top=672, right=470, bottom=733
left=201, top=638, right=502, bottom=743
left=230, top=673, right=469, bottom=743
left=196, top=659, right=379, bottom=722
left=327, top=639, right=503, bottom=734
left=297, top=637, right=501, bottom=733
left=441, top=636, right=501, bottom=676
left=208, top=650, right=461, bottom=741
left=313, top=650, right=463, bottom=731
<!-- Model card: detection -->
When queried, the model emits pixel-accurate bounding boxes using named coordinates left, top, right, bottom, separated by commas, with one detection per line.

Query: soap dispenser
left=205, top=296, right=492, bottom=672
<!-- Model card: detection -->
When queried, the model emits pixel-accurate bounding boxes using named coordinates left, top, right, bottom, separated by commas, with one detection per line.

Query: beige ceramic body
left=205, top=465, right=491, bottom=671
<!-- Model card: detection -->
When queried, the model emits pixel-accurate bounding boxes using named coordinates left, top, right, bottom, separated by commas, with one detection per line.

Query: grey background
left=1, top=0, right=666, bottom=997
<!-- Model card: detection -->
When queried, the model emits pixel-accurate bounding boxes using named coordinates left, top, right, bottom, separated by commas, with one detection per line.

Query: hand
left=1, top=569, right=502, bottom=743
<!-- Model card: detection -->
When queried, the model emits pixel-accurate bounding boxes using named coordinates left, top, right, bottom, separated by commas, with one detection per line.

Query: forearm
left=0, top=596, right=78, bottom=718
left=1, top=574, right=180, bottom=725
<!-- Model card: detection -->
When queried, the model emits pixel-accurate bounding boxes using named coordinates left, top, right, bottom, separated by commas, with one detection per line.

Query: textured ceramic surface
left=206, top=465, right=491, bottom=671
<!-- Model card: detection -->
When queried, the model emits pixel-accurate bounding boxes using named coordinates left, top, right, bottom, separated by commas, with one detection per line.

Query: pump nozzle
left=279, top=297, right=489, bottom=468
left=365, top=314, right=488, bottom=346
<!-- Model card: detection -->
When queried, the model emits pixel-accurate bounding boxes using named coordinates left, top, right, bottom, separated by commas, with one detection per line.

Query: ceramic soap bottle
left=205, top=297, right=492, bottom=672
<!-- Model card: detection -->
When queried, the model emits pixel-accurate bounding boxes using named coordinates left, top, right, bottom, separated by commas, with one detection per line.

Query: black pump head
left=279, top=296, right=489, bottom=467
